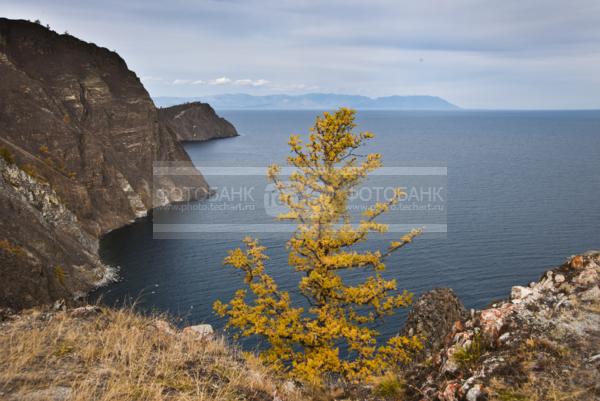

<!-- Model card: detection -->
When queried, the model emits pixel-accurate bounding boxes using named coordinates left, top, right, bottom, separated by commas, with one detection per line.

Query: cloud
left=209, top=77, right=232, bottom=85
left=169, top=77, right=270, bottom=87
left=233, top=78, right=269, bottom=87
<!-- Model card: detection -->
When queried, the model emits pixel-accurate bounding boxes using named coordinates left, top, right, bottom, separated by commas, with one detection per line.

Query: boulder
left=479, top=303, right=513, bottom=340
left=570, top=255, right=584, bottom=269
left=580, top=286, right=600, bottom=302
left=182, top=324, right=214, bottom=339
left=466, top=384, right=486, bottom=401
left=401, top=288, right=467, bottom=358
left=511, top=286, right=533, bottom=303
left=69, top=305, right=101, bottom=318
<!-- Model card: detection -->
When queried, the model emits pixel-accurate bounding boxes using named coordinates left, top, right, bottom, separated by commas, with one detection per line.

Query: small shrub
left=53, top=341, right=74, bottom=357
left=523, top=337, right=569, bottom=359
left=54, top=265, right=66, bottom=286
left=453, top=333, right=485, bottom=370
left=20, top=163, right=45, bottom=182
left=373, top=374, right=405, bottom=400
left=39, top=145, right=49, bottom=154
left=493, top=388, right=528, bottom=401
left=0, top=239, right=25, bottom=257
left=0, top=146, right=15, bottom=164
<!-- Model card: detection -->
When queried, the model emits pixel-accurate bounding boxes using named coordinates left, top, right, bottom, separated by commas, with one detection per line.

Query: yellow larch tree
left=214, top=108, right=423, bottom=385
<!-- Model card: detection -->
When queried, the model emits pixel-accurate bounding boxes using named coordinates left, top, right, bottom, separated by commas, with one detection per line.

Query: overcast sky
left=3, top=0, right=600, bottom=109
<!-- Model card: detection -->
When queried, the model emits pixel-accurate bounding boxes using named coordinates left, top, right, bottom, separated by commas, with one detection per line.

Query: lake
left=96, top=110, right=600, bottom=340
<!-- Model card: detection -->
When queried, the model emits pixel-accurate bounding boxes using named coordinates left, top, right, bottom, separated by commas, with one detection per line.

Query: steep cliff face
left=0, top=18, right=210, bottom=308
left=0, top=158, right=112, bottom=309
left=0, top=18, right=208, bottom=237
left=158, top=102, right=238, bottom=142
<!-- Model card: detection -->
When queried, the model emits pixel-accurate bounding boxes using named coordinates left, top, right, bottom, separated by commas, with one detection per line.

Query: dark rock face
left=402, top=288, right=468, bottom=358
left=0, top=158, right=111, bottom=309
left=0, top=18, right=208, bottom=236
left=158, top=102, right=238, bottom=142
left=0, top=18, right=209, bottom=308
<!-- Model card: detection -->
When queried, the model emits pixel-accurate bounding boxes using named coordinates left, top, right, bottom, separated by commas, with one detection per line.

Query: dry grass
left=488, top=332, right=600, bottom=401
left=0, top=307, right=304, bottom=401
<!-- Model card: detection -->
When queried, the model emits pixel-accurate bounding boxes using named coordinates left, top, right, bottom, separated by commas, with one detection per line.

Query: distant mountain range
left=153, top=93, right=460, bottom=110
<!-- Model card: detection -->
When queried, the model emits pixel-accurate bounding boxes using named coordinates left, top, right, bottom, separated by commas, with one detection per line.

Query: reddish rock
left=439, top=381, right=462, bottom=401
left=570, top=255, right=584, bottom=269
left=480, top=303, right=513, bottom=339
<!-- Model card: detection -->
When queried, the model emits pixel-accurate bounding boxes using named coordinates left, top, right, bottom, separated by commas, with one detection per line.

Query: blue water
left=97, top=110, right=600, bottom=339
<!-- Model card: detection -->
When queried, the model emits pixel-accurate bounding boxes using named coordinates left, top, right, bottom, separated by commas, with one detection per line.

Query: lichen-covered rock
left=404, top=252, right=600, bottom=401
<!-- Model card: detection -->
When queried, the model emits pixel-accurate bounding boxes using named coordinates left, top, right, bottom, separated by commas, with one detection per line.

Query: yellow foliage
left=20, top=163, right=45, bottom=181
left=54, top=265, right=66, bottom=286
left=0, top=239, right=25, bottom=258
left=0, top=146, right=16, bottom=165
left=215, top=108, right=423, bottom=385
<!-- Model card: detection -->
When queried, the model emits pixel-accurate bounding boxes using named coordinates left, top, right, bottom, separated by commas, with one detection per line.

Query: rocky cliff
left=0, top=158, right=112, bottom=308
left=0, top=18, right=208, bottom=235
left=0, top=18, right=211, bottom=308
left=158, top=102, right=238, bottom=142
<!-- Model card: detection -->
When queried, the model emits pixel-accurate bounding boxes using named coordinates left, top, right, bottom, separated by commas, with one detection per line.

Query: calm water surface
left=96, top=110, right=600, bottom=340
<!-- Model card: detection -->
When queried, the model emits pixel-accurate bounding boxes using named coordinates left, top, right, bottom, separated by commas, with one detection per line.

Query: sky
left=2, top=0, right=600, bottom=109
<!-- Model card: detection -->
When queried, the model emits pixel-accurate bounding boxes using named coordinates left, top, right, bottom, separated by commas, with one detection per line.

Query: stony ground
left=404, top=251, right=600, bottom=401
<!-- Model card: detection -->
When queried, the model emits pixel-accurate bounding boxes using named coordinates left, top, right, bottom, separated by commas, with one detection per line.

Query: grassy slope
left=0, top=307, right=302, bottom=401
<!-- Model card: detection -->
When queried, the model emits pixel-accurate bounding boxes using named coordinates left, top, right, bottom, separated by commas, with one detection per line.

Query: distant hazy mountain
left=154, top=93, right=459, bottom=110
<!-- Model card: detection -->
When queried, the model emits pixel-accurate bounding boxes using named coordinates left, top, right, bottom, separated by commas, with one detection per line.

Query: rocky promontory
left=158, top=102, right=238, bottom=142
